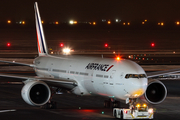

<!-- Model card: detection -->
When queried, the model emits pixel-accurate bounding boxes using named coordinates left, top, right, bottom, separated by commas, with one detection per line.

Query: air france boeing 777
left=0, top=2, right=180, bottom=109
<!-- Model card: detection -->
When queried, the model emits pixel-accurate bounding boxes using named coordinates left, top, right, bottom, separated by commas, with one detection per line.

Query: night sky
left=1, top=0, right=180, bottom=22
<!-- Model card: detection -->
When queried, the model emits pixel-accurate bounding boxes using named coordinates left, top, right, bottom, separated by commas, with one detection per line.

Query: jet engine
left=21, top=80, right=51, bottom=106
left=141, top=79, right=167, bottom=104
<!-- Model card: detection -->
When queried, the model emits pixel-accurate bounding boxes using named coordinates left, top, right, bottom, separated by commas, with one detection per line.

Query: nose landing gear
left=104, top=98, right=121, bottom=108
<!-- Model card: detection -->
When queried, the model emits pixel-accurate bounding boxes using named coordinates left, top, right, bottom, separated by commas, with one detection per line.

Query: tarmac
left=0, top=68, right=180, bottom=119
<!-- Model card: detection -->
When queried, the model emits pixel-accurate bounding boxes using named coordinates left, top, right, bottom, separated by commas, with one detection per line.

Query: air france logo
left=85, top=63, right=114, bottom=72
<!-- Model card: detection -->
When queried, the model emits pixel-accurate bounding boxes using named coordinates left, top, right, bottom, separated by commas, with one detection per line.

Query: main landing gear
left=41, top=101, right=57, bottom=109
left=41, top=87, right=59, bottom=109
left=104, top=98, right=121, bottom=108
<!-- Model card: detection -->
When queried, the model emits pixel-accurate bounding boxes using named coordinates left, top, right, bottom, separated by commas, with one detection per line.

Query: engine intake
left=142, top=79, right=167, bottom=104
left=21, top=80, right=51, bottom=106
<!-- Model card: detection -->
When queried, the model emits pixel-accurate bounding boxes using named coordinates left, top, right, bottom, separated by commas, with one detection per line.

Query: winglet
left=34, top=2, right=48, bottom=56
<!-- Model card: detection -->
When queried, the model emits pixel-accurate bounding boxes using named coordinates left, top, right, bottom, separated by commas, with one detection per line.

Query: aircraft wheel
left=41, top=101, right=57, bottom=109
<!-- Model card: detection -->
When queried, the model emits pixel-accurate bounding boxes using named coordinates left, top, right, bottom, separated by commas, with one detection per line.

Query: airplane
left=0, top=2, right=180, bottom=109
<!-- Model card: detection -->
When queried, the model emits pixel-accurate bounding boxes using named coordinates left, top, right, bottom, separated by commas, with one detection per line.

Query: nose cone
left=125, top=78, right=147, bottom=98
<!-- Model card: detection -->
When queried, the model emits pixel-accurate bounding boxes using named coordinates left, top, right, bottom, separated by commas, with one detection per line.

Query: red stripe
left=36, top=31, right=41, bottom=53
left=106, top=65, right=114, bottom=72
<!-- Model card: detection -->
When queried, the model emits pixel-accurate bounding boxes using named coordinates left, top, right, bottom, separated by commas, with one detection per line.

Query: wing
left=0, top=60, right=34, bottom=67
left=0, top=73, right=77, bottom=90
left=0, top=60, right=77, bottom=89
left=147, top=68, right=180, bottom=78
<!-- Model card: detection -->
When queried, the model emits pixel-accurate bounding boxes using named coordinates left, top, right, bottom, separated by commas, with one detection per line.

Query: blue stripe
left=35, top=6, right=46, bottom=53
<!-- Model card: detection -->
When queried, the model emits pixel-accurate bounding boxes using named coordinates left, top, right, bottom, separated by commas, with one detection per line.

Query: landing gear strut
left=41, top=101, right=57, bottom=109
left=129, top=98, right=138, bottom=113
left=41, top=87, right=59, bottom=109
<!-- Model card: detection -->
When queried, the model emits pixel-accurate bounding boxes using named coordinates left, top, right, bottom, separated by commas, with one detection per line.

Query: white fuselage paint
left=34, top=55, right=147, bottom=100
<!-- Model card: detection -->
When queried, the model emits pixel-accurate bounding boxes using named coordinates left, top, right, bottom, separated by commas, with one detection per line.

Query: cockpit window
left=125, top=74, right=146, bottom=79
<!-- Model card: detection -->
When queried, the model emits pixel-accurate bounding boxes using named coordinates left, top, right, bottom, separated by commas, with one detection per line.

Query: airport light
left=69, top=20, right=74, bottom=24
left=69, top=20, right=77, bottom=25
left=63, top=48, right=71, bottom=55
left=158, top=22, right=164, bottom=26
left=60, top=43, right=64, bottom=47
left=93, top=22, right=96, bottom=25
left=145, top=19, right=147, bottom=22
left=7, top=43, right=11, bottom=47
left=176, top=21, right=179, bottom=25
left=7, top=20, right=11, bottom=24
left=151, top=43, right=155, bottom=47
left=127, top=22, right=130, bottom=25
left=73, top=21, right=77, bottom=24
left=107, top=21, right=111, bottom=24
left=22, top=21, right=25, bottom=24
left=104, top=43, right=108, bottom=47
left=55, top=21, right=59, bottom=25
left=142, top=22, right=145, bottom=25
left=123, top=22, right=126, bottom=25
left=115, top=19, right=119, bottom=22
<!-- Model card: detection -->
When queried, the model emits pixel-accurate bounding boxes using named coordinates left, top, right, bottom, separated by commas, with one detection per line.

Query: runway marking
left=0, top=109, right=16, bottom=113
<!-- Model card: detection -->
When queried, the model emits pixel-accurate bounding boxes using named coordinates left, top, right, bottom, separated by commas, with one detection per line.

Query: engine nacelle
left=21, top=80, right=51, bottom=106
left=141, top=79, right=167, bottom=104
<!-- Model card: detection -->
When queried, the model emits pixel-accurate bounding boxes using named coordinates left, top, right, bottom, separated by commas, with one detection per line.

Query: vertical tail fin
left=34, top=2, right=48, bottom=56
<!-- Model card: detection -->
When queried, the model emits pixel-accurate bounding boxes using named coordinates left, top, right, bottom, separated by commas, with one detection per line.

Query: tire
left=41, top=101, right=57, bottom=109
left=114, top=110, right=117, bottom=118
left=120, top=111, right=124, bottom=120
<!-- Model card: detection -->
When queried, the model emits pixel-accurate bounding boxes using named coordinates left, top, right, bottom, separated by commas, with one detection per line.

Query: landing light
left=116, top=57, right=121, bottom=61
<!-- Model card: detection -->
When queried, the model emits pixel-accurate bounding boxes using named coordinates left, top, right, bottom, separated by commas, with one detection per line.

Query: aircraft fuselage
left=34, top=55, right=148, bottom=100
